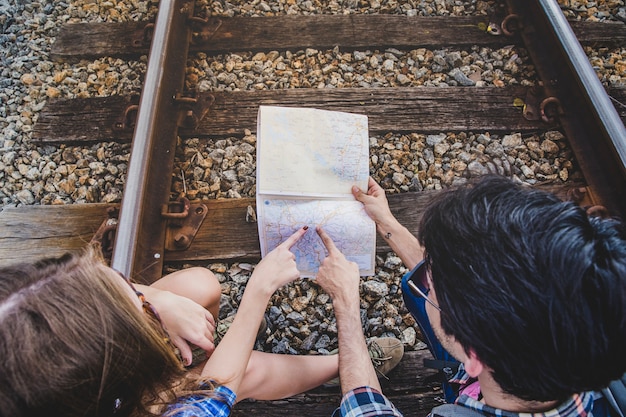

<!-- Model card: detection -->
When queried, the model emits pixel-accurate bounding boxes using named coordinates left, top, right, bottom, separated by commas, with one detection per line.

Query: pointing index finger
left=280, top=225, right=309, bottom=249
left=316, top=226, right=338, bottom=253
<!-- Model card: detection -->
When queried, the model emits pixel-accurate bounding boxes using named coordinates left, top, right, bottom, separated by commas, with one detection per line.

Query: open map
left=256, top=106, right=376, bottom=277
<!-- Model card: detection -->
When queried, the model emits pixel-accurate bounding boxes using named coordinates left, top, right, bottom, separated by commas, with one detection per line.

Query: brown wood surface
left=0, top=183, right=582, bottom=268
left=51, top=15, right=626, bottom=60
left=30, top=86, right=539, bottom=143
left=232, top=391, right=440, bottom=417
left=0, top=203, right=114, bottom=267
left=231, top=349, right=443, bottom=417
left=189, top=87, right=553, bottom=136
left=32, top=86, right=626, bottom=144
left=32, top=94, right=139, bottom=143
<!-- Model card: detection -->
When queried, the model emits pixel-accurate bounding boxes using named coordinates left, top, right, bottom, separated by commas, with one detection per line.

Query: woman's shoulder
left=165, top=385, right=236, bottom=417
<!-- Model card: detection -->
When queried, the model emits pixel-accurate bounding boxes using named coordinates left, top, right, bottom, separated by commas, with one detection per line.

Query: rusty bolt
left=173, top=234, right=190, bottom=248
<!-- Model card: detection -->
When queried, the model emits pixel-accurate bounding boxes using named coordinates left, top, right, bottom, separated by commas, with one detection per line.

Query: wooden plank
left=231, top=350, right=443, bottom=417
left=32, top=87, right=626, bottom=144
left=32, top=94, right=139, bottom=143
left=50, top=16, right=505, bottom=60
left=191, top=86, right=623, bottom=138
left=168, top=182, right=583, bottom=263
left=189, top=87, right=554, bottom=136
left=50, top=16, right=626, bottom=60
left=32, top=86, right=557, bottom=143
left=233, top=391, right=440, bottom=417
left=190, top=15, right=497, bottom=53
left=165, top=192, right=434, bottom=263
left=569, top=20, right=626, bottom=47
left=0, top=183, right=583, bottom=267
left=0, top=203, right=114, bottom=267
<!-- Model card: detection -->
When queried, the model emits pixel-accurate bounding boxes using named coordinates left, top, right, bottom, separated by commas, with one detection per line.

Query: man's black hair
left=418, top=175, right=626, bottom=402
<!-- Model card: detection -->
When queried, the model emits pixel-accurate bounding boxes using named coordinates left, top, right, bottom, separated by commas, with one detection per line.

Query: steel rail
left=111, top=0, right=195, bottom=283
left=504, top=0, right=626, bottom=217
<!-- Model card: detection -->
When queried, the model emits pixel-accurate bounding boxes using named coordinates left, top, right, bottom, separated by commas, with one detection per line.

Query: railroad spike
left=175, top=91, right=215, bottom=130
left=190, top=17, right=223, bottom=43
left=501, top=14, right=522, bottom=36
left=540, top=96, right=564, bottom=123
left=132, top=23, right=154, bottom=48
left=113, top=104, right=139, bottom=132
left=162, top=198, right=208, bottom=251
left=522, top=86, right=560, bottom=126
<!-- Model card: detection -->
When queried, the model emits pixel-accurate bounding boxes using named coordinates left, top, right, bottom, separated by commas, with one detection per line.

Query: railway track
left=1, top=0, right=625, bottom=414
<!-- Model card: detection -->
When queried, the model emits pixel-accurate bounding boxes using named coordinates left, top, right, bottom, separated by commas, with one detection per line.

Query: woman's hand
left=201, top=226, right=306, bottom=389
left=248, top=226, right=307, bottom=295
left=144, top=288, right=216, bottom=366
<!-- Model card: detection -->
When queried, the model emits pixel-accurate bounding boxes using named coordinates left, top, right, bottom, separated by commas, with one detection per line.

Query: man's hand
left=315, top=226, right=360, bottom=309
left=352, top=177, right=395, bottom=227
left=315, top=226, right=382, bottom=394
left=354, top=177, right=424, bottom=269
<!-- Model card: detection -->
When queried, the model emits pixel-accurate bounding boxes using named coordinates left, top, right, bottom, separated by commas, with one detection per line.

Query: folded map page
left=256, top=106, right=376, bottom=277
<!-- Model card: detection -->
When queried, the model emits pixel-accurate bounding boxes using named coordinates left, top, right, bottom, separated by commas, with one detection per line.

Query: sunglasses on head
left=405, top=257, right=442, bottom=312
left=113, top=270, right=175, bottom=348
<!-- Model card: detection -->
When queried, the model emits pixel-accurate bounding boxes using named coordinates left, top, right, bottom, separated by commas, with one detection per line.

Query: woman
left=0, top=226, right=340, bottom=417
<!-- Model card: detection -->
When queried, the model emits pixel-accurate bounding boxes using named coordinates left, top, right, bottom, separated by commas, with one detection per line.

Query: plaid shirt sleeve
left=167, top=384, right=236, bottom=417
left=332, top=386, right=404, bottom=417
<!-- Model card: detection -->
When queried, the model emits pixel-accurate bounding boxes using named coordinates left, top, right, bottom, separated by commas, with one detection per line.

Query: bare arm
left=315, top=226, right=381, bottom=394
left=334, top=292, right=381, bottom=394
left=201, top=226, right=307, bottom=394
left=353, top=177, right=424, bottom=270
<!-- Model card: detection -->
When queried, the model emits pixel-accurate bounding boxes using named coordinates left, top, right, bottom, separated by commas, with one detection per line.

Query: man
left=315, top=175, right=626, bottom=417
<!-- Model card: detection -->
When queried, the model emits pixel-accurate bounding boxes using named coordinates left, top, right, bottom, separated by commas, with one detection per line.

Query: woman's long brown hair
left=0, top=247, right=208, bottom=417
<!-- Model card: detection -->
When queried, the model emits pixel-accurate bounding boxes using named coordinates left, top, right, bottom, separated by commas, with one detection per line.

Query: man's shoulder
left=434, top=391, right=606, bottom=417
left=430, top=403, right=487, bottom=417
left=601, top=373, right=626, bottom=417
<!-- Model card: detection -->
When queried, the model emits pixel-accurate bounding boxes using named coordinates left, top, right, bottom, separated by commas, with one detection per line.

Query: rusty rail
left=503, top=0, right=626, bottom=218
left=111, top=0, right=195, bottom=283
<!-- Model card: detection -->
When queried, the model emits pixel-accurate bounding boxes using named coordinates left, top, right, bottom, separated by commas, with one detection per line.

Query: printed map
left=256, top=106, right=375, bottom=277
left=257, top=198, right=375, bottom=277
left=257, top=106, right=370, bottom=197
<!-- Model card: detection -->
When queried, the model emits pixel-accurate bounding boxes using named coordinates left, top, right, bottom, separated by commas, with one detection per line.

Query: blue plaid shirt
left=449, top=391, right=598, bottom=417
left=166, top=384, right=236, bottom=417
left=333, top=382, right=611, bottom=417
left=446, top=365, right=612, bottom=417
left=332, top=386, right=403, bottom=417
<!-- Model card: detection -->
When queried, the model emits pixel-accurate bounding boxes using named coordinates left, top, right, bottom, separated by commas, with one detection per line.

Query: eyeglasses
left=405, top=257, right=442, bottom=312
